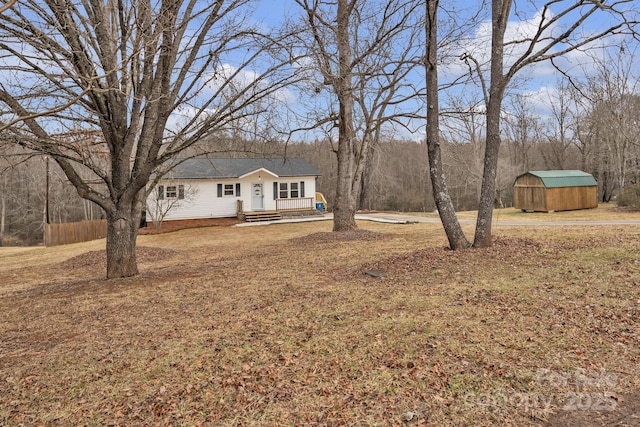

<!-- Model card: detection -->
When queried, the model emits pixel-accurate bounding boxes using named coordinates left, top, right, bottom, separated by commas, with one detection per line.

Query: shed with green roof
left=513, top=170, right=598, bottom=212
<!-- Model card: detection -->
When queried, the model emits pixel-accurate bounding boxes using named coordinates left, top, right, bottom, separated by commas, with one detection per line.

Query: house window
left=279, top=182, right=289, bottom=199
left=276, top=181, right=305, bottom=199
left=159, top=184, right=184, bottom=199
left=217, top=183, right=241, bottom=197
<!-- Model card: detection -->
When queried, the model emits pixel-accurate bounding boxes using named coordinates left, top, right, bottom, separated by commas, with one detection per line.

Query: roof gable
left=238, top=167, right=278, bottom=179
left=517, top=170, right=597, bottom=188
left=166, top=158, right=321, bottom=180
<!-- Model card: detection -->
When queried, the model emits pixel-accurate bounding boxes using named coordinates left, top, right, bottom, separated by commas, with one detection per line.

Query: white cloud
left=164, top=62, right=298, bottom=135
left=442, top=7, right=561, bottom=80
left=165, top=105, right=217, bottom=136
left=519, top=86, right=560, bottom=116
left=206, top=63, right=297, bottom=105
left=208, top=64, right=259, bottom=92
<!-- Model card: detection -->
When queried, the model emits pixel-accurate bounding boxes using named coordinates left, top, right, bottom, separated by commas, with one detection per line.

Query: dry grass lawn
left=1, top=216, right=639, bottom=426
left=405, top=202, right=640, bottom=222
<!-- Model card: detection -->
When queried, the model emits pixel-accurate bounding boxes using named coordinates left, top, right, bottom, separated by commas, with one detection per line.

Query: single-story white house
left=147, top=157, right=322, bottom=221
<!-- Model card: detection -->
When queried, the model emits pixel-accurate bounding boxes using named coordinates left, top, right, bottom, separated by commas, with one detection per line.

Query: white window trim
left=223, top=183, right=235, bottom=197
left=159, top=184, right=184, bottom=200
left=278, top=181, right=304, bottom=199
left=279, top=182, right=289, bottom=199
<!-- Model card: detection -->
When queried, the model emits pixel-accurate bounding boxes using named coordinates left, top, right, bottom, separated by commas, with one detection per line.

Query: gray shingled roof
left=167, top=158, right=321, bottom=179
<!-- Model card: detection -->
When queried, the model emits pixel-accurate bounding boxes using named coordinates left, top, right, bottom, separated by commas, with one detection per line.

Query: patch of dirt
left=139, top=217, right=241, bottom=235
left=345, top=236, right=542, bottom=279
left=290, top=229, right=387, bottom=244
left=58, top=246, right=179, bottom=270
left=543, top=392, right=640, bottom=426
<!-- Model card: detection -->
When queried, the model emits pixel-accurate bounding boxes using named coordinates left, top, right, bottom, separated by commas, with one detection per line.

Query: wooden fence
left=45, top=219, right=107, bottom=247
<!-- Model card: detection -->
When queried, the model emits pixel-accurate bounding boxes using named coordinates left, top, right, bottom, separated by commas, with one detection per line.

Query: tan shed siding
left=513, top=171, right=597, bottom=212
left=514, top=185, right=547, bottom=211
left=514, top=175, right=547, bottom=211
left=515, top=174, right=544, bottom=187
left=545, top=186, right=598, bottom=211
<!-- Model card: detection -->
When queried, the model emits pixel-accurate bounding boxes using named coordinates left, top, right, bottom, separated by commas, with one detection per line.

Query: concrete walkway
left=235, top=212, right=640, bottom=227
left=355, top=213, right=640, bottom=227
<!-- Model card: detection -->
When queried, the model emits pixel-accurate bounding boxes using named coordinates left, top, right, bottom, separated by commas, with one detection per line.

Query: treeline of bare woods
left=3, top=74, right=640, bottom=246
left=3, top=100, right=639, bottom=247
left=0, top=149, right=104, bottom=246
left=290, top=120, right=640, bottom=213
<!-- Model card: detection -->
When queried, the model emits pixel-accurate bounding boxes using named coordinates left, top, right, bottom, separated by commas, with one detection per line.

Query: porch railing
left=236, top=199, right=244, bottom=219
left=276, top=197, right=314, bottom=212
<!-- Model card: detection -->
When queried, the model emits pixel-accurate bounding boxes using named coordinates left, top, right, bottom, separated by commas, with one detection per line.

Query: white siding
left=148, top=179, right=234, bottom=221
left=148, top=173, right=318, bottom=220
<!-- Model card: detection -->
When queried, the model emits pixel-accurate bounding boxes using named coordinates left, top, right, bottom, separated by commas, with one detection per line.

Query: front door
left=252, top=183, right=264, bottom=210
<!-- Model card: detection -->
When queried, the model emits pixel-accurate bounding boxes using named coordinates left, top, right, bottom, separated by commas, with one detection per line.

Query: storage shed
left=513, top=170, right=598, bottom=212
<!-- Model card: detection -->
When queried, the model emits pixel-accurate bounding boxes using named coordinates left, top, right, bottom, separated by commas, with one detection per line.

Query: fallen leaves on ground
left=1, top=223, right=639, bottom=426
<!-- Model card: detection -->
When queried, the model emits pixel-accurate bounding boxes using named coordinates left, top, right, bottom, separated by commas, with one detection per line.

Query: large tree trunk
left=106, top=215, right=139, bottom=279
left=105, top=195, right=144, bottom=279
left=474, top=125, right=500, bottom=247
left=0, top=176, right=5, bottom=247
left=333, top=100, right=358, bottom=231
left=473, top=0, right=510, bottom=248
left=358, top=151, right=373, bottom=211
left=333, top=147, right=357, bottom=231
left=425, top=0, right=469, bottom=250
left=332, top=0, right=357, bottom=232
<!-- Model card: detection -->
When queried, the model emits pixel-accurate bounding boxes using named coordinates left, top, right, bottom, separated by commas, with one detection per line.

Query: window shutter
left=178, top=185, right=185, bottom=199
left=273, top=182, right=278, bottom=200
left=158, top=185, right=164, bottom=200
left=300, top=181, right=305, bottom=198
left=235, top=183, right=241, bottom=197
left=217, top=183, right=222, bottom=198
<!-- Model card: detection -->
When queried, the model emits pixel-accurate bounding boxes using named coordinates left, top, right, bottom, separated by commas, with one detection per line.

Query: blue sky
left=243, top=0, right=640, bottom=142
left=3, top=0, right=634, bottom=143
left=254, top=0, right=290, bottom=24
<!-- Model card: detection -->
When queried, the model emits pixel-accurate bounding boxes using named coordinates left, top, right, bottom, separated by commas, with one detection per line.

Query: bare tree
left=581, top=47, right=640, bottom=196
left=423, top=0, right=492, bottom=247
left=0, top=0, right=16, bottom=14
left=0, top=168, right=6, bottom=246
left=424, top=0, right=637, bottom=247
left=502, top=94, right=542, bottom=171
left=471, top=0, right=638, bottom=247
left=0, top=152, right=47, bottom=244
left=352, top=15, right=425, bottom=210
left=425, top=0, right=470, bottom=249
left=292, top=0, right=423, bottom=231
left=0, top=0, right=298, bottom=277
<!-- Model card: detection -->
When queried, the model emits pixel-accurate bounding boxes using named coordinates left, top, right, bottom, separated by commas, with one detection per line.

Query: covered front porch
left=236, top=197, right=322, bottom=222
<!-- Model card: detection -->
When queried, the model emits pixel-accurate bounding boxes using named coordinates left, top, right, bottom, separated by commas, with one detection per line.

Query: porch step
left=243, top=211, right=282, bottom=222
